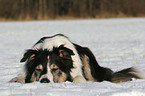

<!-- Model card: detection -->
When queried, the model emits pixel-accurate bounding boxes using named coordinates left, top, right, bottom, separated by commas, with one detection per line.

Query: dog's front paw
left=72, top=75, right=87, bottom=83
left=9, top=77, right=25, bottom=84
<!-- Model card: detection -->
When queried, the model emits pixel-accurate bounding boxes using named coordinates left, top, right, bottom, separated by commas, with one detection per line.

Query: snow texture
left=0, top=18, right=145, bottom=96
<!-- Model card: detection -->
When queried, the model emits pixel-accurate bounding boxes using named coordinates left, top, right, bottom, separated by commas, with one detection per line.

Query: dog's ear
left=58, top=45, right=75, bottom=59
left=20, top=49, right=37, bottom=62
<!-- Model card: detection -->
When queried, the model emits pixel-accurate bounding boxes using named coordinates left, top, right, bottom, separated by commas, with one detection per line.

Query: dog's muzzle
left=40, top=78, right=50, bottom=83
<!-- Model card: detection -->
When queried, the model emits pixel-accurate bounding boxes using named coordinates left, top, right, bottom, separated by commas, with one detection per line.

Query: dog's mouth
left=24, top=64, right=68, bottom=83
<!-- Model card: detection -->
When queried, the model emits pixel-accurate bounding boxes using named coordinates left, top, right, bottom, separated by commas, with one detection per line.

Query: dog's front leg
left=9, top=68, right=26, bottom=84
left=70, top=51, right=87, bottom=83
left=9, top=77, right=25, bottom=84
left=70, top=66, right=87, bottom=83
left=72, top=75, right=87, bottom=83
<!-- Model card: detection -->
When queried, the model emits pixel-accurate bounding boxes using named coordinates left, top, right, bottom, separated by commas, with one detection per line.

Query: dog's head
left=20, top=45, right=74, bottom=83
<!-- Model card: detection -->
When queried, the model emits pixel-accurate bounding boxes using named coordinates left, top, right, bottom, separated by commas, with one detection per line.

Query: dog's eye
left=50, top=64, right=59, bottom=72
left=36, top=69, right=42, bottom=72
left=51, top=68, right=59, bottom=72
left=35, top=65, right=43, bottom=72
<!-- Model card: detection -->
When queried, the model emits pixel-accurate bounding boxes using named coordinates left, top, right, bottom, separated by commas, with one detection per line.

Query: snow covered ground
left=0, top=18, right=145, bottom=96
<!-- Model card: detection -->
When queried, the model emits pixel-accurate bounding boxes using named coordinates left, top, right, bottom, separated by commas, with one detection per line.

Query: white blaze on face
left=39, top=56, right=54, bottom=83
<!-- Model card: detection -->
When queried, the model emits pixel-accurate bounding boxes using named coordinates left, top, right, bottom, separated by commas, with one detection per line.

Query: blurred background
left=0, top=0, right=145, bottom=21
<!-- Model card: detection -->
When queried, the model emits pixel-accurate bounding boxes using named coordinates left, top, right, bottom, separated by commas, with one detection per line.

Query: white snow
left=0, top=18, right=145, bottom=96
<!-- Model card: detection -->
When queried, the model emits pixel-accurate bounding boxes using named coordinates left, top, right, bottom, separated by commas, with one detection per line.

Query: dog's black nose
left=40, top=78, right=50, bottom=83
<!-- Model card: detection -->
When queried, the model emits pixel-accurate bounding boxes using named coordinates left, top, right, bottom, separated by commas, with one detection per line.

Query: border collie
left=10, top=34, right=144, bottom=83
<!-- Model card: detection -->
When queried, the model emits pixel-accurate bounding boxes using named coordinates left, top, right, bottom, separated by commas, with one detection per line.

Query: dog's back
left=74, top=43, right=144, bottom=83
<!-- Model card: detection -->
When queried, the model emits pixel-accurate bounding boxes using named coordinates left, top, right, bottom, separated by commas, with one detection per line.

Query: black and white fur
left=10, top=34, right=144, bottom=83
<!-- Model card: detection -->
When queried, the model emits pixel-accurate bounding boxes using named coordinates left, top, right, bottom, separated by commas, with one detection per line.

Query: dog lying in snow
left=10, top=34, right=144, bottom=84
